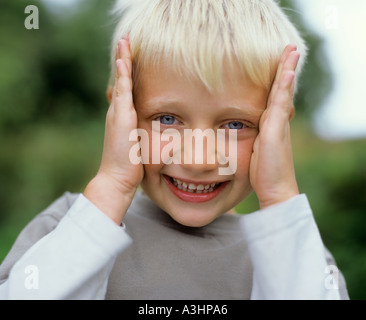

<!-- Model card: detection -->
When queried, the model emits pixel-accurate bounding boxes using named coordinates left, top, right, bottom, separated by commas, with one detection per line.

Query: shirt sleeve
left=0, top=194, right=132, bottom=300
left=240, top=194, right=346, bottom=300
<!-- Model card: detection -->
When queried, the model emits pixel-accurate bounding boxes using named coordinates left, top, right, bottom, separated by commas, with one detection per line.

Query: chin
left=169, top=209, right=219, bottom=228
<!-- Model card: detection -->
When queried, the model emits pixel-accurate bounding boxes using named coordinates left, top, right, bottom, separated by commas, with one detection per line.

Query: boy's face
left=134, top=60, right=268, bottom=227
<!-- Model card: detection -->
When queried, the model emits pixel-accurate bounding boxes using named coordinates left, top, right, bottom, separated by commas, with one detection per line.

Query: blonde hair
left=109, top=0, right=307, bottom=93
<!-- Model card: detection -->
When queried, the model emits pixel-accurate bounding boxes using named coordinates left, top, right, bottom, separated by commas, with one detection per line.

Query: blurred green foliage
left=0, top=0, right=365, bottom=299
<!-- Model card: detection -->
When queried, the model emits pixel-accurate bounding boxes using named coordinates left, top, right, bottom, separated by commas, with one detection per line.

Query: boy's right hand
left=84, top=35, right=144, bottom=225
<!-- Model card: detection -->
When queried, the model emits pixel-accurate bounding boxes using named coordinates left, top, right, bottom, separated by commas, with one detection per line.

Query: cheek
left=235, top=138, right=255, bottom=178
left=141, top=164, right=162, bottom=183
left=139, top=127, right=172, bottom=181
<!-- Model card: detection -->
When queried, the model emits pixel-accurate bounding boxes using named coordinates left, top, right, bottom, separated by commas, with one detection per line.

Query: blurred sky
left=294, top=0, right=366, bottom=141
left=41, top=0, right=366, bottom=141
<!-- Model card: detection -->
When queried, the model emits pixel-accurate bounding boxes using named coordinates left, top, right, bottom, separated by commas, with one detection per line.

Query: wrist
left=258, top=188, right=299, bottom=210
left=84, top=173, right=137, bottom=225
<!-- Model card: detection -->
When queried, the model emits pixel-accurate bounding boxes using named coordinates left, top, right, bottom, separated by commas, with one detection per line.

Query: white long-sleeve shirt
left=0, top=190, right=348, bottom=299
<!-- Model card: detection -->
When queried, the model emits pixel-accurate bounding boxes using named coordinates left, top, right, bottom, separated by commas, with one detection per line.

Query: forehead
left=134, top=59, right=268, bottom=112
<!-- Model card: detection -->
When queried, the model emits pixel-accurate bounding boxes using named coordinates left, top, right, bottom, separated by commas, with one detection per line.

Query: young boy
left=0, top=0, right=348, bottom=299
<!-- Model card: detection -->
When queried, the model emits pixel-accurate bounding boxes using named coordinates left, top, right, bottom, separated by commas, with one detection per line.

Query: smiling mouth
left=169, top=176, right=222, bottom=193
left=163, top=174, right=229, bottom=203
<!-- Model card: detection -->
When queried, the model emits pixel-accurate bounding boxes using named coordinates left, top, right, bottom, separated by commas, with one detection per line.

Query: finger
left=116, top=36, right=133, bottom=93
left=271, top=70, right=295, bottom=123
left=268, top=48, right=299, bottom=108
left=269, top=56, right=298, bottom=107
left=118, top=35, right=132, bottom=76
left=280, top=70, right=295, bottom=91
left=112, top=37, right=133, bottom=105
left=277, top=44, right=297, bottom=76
left=111, top=42, right=121, bottom=101
left=115, top=41, right=120, bottom=61
left=285, top=51, right=300, bottom=100
left=272, top=44, right=297, bottom=93
left=114, top=58, right=133, bottom=108
left=283, top=50, right=300, bottom=74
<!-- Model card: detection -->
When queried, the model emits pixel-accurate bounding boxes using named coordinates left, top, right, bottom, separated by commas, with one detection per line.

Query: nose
left=178, top=128, right=220, bottom=174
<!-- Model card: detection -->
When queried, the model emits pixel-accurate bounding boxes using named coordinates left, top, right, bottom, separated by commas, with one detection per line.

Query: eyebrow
left=219, top=105, right=264, bottom=118
left=140, top=98, right=181, bottom=110
left=141, top=99, right=264, bottom=118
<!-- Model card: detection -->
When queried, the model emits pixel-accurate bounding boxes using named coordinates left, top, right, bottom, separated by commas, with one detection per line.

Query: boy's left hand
left=249, top=44, right=301, bottom=209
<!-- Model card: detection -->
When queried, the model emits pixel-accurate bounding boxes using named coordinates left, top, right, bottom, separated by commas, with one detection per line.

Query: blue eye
left=158, top=115, right=177, bottom=125
left=225, top=121, right=245, bottom=130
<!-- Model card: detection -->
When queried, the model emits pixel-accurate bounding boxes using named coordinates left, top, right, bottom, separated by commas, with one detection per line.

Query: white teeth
left=188, top=183, right=196, bottom=190
left=171, top=177, right=221, bottom=193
